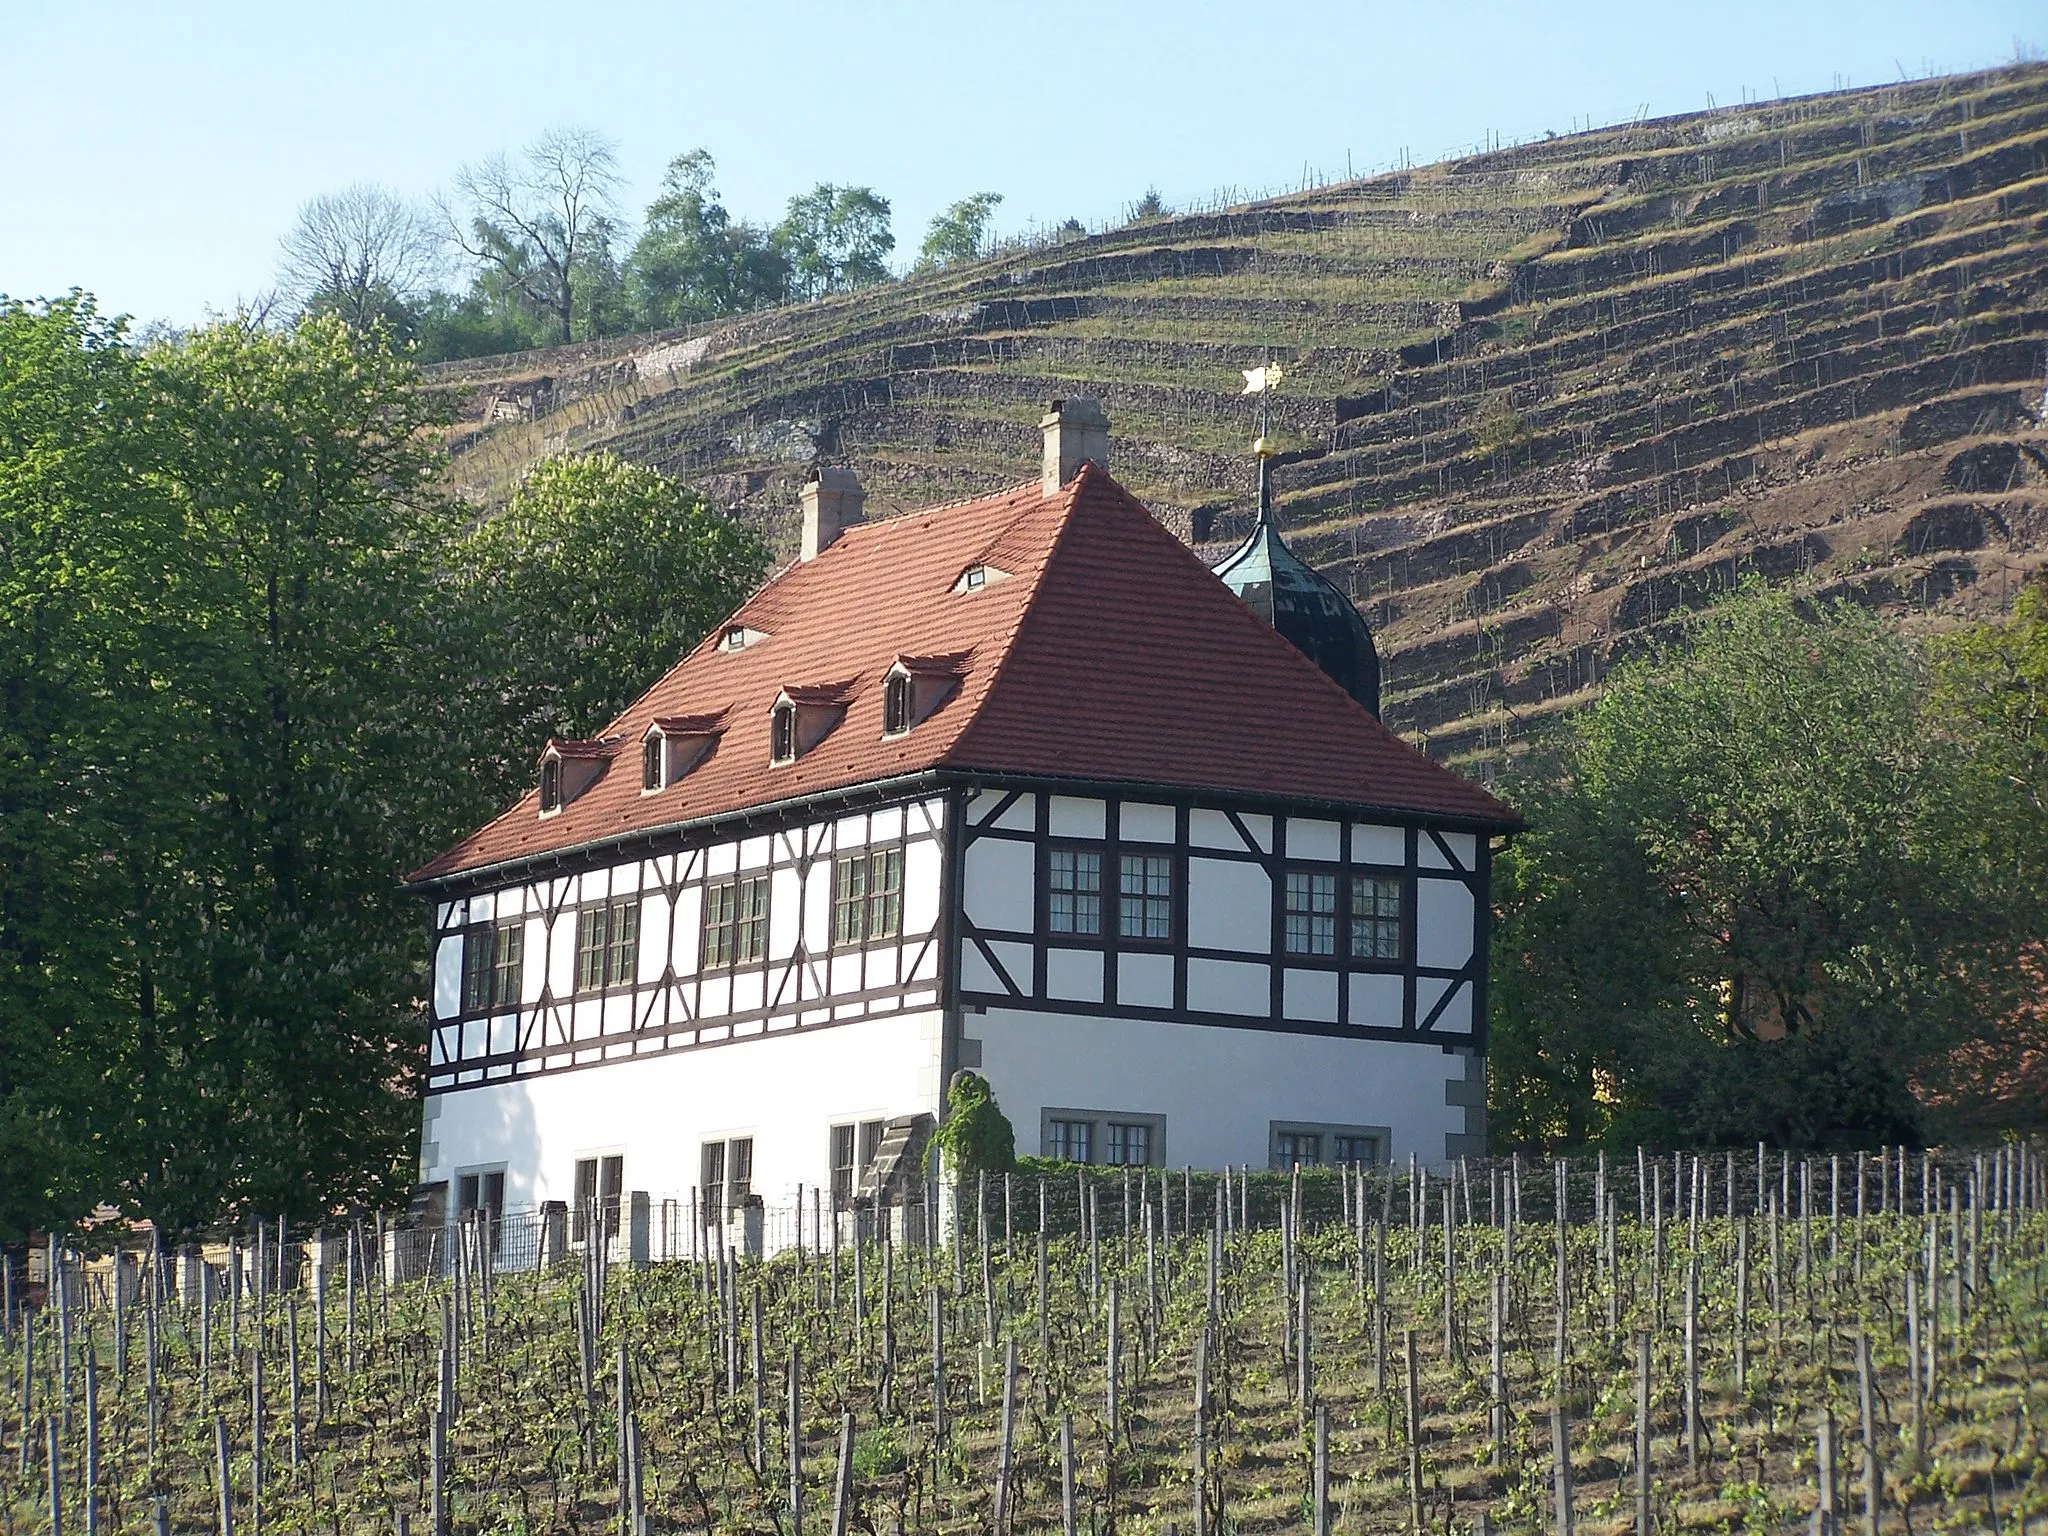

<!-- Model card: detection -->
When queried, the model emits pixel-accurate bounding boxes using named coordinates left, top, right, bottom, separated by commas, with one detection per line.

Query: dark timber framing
left=956, top=777, right=1492, bottom=1053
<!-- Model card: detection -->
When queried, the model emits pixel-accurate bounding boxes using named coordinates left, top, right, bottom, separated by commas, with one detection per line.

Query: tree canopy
left=1489, top=585, right=2044, bottom=1151
left=917, top=193, right=1003, bottom=270
left=0, top=302, right=766, bottom=1238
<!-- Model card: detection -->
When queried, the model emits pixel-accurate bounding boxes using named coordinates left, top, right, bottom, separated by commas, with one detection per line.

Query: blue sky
left=2, top=1, right=2038, bottom=327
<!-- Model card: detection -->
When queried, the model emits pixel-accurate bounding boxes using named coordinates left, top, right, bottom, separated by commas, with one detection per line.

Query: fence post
left=627, top=1193, right=650, bottom=1269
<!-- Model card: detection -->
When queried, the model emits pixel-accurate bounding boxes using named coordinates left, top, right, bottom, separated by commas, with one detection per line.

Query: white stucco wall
left=971, top=1004, right=1472, bottom=1169
left=424, top=1006, right=945, bottom=1212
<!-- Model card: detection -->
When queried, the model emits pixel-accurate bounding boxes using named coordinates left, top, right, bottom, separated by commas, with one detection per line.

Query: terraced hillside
left=431, top=64, right=2048, bottom=772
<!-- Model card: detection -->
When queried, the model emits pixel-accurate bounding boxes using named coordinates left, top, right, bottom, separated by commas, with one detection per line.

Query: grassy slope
left=429, top=64, right=2048, bottom=776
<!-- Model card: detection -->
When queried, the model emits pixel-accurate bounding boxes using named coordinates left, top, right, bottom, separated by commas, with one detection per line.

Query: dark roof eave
left=402, top=769, right=955, bottom=897
left=938, top=765, right=1522, bottom=837
left=402, top=758, right=1520, bottom=899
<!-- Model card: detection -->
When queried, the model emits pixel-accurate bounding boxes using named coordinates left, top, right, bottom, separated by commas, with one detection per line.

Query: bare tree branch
left=447, top=127, right=621, bottom=343
left=276, top=184, right=440, bottom=329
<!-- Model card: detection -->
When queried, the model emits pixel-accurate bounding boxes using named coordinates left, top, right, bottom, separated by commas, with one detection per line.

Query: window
left=572, top=1155, right=623, bottom=1242
left=1105, top=1122, right=1152, bottom=1167
left=457, top=1169, right=505, bottom=1220
left=575, top=901, right=640, bottom=993
left=1333, top=1134, right=1381, bottom=1167
left=1045, top=1109, right=1162, bottom=1163
left=539, top=757, right=563, bottom=813
left=729, top=1137, right=753, bottom=1203
left=721, top=626, right=745, bottom=651
left=642, top=734, right=663, bottom=791
left=1284, top=870, right=1338, bottom=956
left=770, top=702, right=797, bottom=763
left=461, top=922, right=524, bottom=1013
left=458, top=1168, right=507, bottom=1253
left=1048, top=1119, right=1092, bottom=1163
left=1119, top=853, right=1172, bottom=941
left=1275, top=1131, right=1322, bottom=1168
left=832, top=849, right=902, bottom=946
left=883, top=673, right=911, bottom=736
left=702, top=875, right=768, bottom=969
left=1048, top=847, right=1102, bottom=936
left=1351, top=875, right=1404, bottom=961
left=699, top=1141, right=725, bottom=1220
left=701, top=1137, right=755, bottom=1215
left=1271, top=1121, right=1386, bottom=1171
left=830, top=1124, right=855, bottom=1209
left=828, top=1119, right=887, bottom=1208
left=962, top=564, right=987, bottom=590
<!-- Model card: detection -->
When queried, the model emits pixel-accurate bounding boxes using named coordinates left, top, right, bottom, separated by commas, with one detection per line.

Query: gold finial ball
left=1252, top=435, right=1276, bottom=458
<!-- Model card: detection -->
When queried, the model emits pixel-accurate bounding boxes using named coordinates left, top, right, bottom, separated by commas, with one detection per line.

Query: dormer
left=882, top=654, right=967, bottom=738
left=718, top=624, right=770, bottom=653
left=641, top=711, right=727, bottom=793
left=536, top=737, right=620, bottom=817
left=769, top=683, right=854, bottom=765
left=952, top=562, right=1012, bottom=594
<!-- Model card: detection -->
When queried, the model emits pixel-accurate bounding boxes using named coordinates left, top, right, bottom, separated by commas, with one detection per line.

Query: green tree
left=774, top=184, right=894, bottom=300
left=0, top=296, right=175, bottom=1239
left=126, top=315, right=469, bottom=1228
left=916, top=192, right=1003, bottom=270
left=626, top=151, right=791, bottom=328
left=934, top=1071, right=1015, bottom=1182
left=457, top=453, right=768, bottom=784
left=1489, top=587, right=2027, bottom=1151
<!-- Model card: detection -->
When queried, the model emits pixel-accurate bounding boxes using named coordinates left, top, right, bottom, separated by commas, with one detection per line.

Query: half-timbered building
left=405, top=399, right=1518, bottom=1236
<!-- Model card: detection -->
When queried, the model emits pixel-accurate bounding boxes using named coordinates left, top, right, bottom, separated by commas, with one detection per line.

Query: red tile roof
left=409, top=464, right=1515, bottom=885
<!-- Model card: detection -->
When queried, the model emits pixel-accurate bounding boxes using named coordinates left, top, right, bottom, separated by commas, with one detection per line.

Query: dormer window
left=720, top=625, right=768, bottom=652
left=643, top=713, right=726, bottom=792
left=536, top=736, right=619, bottom=817
left=880, top=655, right=964, bottom=739
left=953, top=562, right=1011, bottom=594
left=769, top=684, right=852, bottom=764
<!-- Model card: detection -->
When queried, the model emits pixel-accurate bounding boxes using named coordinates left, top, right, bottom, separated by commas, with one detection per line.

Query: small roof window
left=641, top=712, right=726, bottom=793
left=769, top=683, right=853, bottom=765
left=952, top=562, right=1011, bottom=594
left=536, top=736, right=619, bottom=817
left=719, top=625, right=769, bottom=652
left=881, top=654, right=966, bottom=739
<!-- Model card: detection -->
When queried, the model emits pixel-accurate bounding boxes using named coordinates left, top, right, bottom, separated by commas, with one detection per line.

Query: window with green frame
left=461, top=922, right=525, bottom=1012
left=832, top=848, right=902, bottom=946
left=575, top=900, right=640, bottom=992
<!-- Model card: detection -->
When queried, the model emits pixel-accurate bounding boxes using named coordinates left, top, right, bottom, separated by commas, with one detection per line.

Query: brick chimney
left=800, top=466, right=866, bottom=560
left=1040, top=397, right=1110, bottom=495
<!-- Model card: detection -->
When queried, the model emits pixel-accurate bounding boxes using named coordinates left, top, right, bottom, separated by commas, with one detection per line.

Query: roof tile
left=410, top=465, right=1514, bottom=885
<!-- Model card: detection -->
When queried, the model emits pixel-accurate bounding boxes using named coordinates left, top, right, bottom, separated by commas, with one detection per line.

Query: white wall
left=972, top=1004, right=1471, bottom=1169
left=429, top=796, right=948, bottom=1088
left=426, top=1007, right=945, bottom=1211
